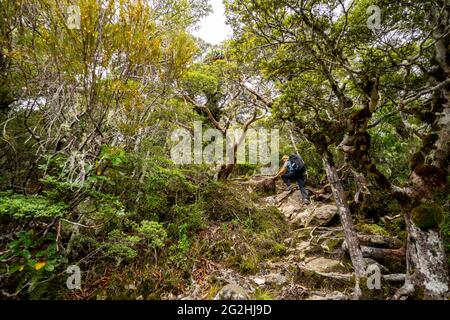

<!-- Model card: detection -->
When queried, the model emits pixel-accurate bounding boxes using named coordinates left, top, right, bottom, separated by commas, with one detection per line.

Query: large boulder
left=289, top=204, right=338, bottom=228
left=307, top=204, right=338, bottom=226
left=276, top=190, right=306, bottom=220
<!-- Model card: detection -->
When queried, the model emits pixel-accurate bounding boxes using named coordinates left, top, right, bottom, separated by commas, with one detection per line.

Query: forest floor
left=169, top=178, right=405, bottom=300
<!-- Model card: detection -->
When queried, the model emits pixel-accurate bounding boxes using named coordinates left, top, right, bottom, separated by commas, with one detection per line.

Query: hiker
left=273, top=154, right=310, bottom=204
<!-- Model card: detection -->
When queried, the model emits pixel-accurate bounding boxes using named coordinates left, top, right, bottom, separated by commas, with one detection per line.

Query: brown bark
left=218, top=132, right=237, bottom=180
left=217, top=163, right=235, bottom=180
left=322, top=151, right=366, bottom=284
left=361, top=246, right=406, bottom=261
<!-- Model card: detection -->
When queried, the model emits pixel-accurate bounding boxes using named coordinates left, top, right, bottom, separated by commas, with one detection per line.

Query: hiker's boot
left=303, top=198, right=310, bottom=204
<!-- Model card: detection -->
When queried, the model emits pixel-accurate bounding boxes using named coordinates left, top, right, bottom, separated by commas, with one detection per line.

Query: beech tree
left=178, top=49, right=268, bottom=179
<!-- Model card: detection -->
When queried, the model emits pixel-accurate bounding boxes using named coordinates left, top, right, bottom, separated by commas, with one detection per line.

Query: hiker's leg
left=297, top=175, right=309, bottom=201
left=281, top=172, right=294, bottom=187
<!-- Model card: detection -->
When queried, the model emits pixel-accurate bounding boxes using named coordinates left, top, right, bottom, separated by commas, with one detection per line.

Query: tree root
left=360, top=245, right=406, bottom=261
left=297, top=264, right=405, bottom=284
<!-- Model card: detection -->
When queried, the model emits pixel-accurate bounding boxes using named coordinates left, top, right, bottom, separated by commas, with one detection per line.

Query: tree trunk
left=394, top=212, right=449, bottom=299
left=393, top=4, right=450, bottom=299
left=217, top=163, right=235, bottom=180
left=322, top=151, right=366, bottom=285
left=288, top=123, right=300, bottom=155
left=218, top=137, right=237, bottom=180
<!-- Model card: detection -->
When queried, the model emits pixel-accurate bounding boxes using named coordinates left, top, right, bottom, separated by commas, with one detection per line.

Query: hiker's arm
left=273, top=166, right=287, bottom=179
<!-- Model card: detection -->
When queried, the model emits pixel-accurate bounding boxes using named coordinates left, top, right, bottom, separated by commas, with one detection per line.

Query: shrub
left=0, top=193, right=67, bottom=221
left=104, top=230, right=142, bottom=263
left=0, top=230, right=67, bottom=298
left=135, top=220, right=167, bottom=249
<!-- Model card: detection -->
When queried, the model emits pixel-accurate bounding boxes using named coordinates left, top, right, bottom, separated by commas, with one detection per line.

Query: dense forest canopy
left=0, top=0, right=448, bottom=300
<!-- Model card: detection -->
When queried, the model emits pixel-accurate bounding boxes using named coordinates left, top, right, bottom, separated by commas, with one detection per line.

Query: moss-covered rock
left=411, top=203, right=444, bottom=230
left=320, top=238, right=343, bottom=252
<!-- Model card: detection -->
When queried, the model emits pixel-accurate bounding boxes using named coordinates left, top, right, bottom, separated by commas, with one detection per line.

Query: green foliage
left=175, top=224, right=190, bottom=254
left=38, top=151, right=125, bottom=206
left=182, top=69, right=220, bottom=97
left=172, top=202, right=207, bottom=233
left=1, top=230, right=64, bottom=274
left=0, top=193, right=67, bottom=220
left=104, top=230, right=141, bottom=263
left=369, top=112, right=421, bottom=186
left=103, top=221, right=167, bottom=264
left=99, top=145, right=127, bottom=168
left=106, top=243, right=138, bottom=262
left=233, top=163, right=258, bottom=177
left=168, top=223, right=191, bottom=269
left=0, top=230, right=67, bottom=297
left=136, top=220, right=167, bottom=249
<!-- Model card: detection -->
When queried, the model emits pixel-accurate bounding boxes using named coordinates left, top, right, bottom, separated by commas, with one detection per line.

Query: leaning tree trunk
left=322, top=150, right=366, bottom=296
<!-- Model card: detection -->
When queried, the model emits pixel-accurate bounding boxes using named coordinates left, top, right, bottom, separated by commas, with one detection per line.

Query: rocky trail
left=172, top=178, right=406, bottom=300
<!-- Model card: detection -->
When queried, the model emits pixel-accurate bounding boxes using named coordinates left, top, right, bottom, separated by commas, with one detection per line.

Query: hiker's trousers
left=281, top=171, right=308, bottom=200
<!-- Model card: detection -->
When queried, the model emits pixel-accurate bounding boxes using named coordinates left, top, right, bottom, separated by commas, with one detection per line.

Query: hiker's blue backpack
left=289, top=154, right=306, bottom=175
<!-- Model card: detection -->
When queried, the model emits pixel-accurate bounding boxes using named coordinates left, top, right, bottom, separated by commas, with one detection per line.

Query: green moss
left=398, top=230, right=408, bottom=243
left=347, top=105, right=365, bottom=116
left=356, top=223, right=389, bottom=236
left=253, top=206, right=287, bottom=235
left=321, top=238, right=343, bottom=252
left=272, top=243, right=287, bottom=256
left=237, top=254, right=258, bottom=274
left=411, top=203, right=444, bottom=230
